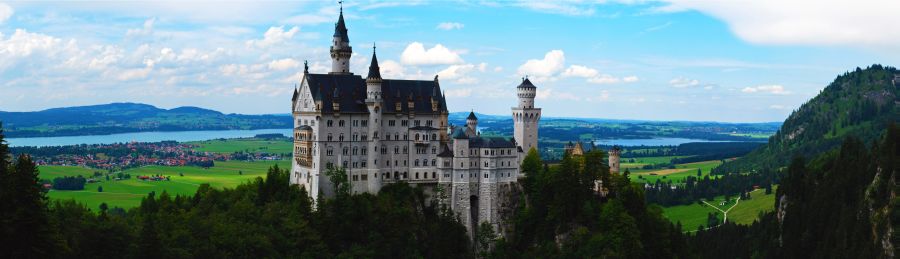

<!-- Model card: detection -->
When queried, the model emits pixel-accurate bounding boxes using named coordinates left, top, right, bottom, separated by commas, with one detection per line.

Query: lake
left=6, top=129, right=293, bottom=147
left=593, top=137, right=754, bottom=147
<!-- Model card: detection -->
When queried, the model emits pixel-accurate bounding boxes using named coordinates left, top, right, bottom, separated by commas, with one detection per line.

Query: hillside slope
left=715, top=64, right=899, bottom=174
left=0, top=103, right=292, bottom=138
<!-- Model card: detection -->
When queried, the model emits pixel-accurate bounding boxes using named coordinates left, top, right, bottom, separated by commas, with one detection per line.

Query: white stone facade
left=289, top=9, right=540, bottom=236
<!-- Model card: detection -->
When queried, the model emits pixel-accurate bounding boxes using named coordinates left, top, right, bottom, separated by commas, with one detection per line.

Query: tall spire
left=366, top=43, right=382, bottom=83
left=334, top=1, right=349, bottom=43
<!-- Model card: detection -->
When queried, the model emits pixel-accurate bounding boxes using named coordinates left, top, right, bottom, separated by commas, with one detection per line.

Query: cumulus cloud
left=657, top=0, right=900, bottom=47
left=742, top=84, right=790, bottom=95
left=400, top=42, right=464, bottom=66
left=246, top=26, right=300, bottom=48
left=562, top=65, right=598, bottom=78
left=436, top=22, right=464, bottom=30
left=0, top=3, right=13, bottom=24
left=669, top=77, right=699, bottom=88
left=517, top=50, right=565, bottom=79
left=268, top=58, right=300, bottom=71
left=437, top=64, right=478, bottom=84
left=623, top=76, right=639, bottom=82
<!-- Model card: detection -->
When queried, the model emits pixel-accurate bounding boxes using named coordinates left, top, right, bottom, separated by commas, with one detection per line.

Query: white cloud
left=769, top=104, right=786, bottom=110
left=436, top=22, right=464, bottom=30
left=516, top=2, right=595, bottom=16
left=400, top=42, right=464, bottom=66
left=493, top=66, right=503, bottom=72
left=742, top=84, right=790, bottom=95
left=380, top=60, right=406, bottom=78
left=562, top=65, right=598, bottom=78
left=623, top=76, right=639, bottom=82
left=669, top=77, right=699, bottom=88
left=517, top=50, right=565, bottom=79
left=658, top=0, right=900, bottom=47
left=126, top=18, right=156, bottom=37
left=445, top=88, right=473, bottom=97
left=437, top=64, right=478, bottom=84
left=0, top=3, right=13, bottom=24
left=245, top=26, right=300, bottom=48
left=562, top=65, right=638, bottom=84
left=268, top=58, right=300, bottom=71
left=477, top=62, right=487, bottom=72
left=117, top=59, right=155, bottom=81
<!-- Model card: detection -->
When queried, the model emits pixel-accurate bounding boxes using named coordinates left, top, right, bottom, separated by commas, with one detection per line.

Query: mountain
left=715, top=64, right=899, bottom=174
left=0, top=103, right=292, bottom=138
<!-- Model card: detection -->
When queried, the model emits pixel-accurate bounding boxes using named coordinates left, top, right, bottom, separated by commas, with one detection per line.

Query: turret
left=512, top=77, right=541, bottom=154
left=366, top=45, right=382, bottom=102
left=466, top=111, right=478, bottom=137
left=330, top=6, right=352, bottom=74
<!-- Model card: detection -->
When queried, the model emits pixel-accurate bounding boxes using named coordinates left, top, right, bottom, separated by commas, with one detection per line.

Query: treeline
left=486, top=149, right=692, bottom=257
left=643, top=169, right=778, bottom=206
left=51, top=175, right=86, bottom=190
left=690, top=125, right=898, bottom=258
left=671, top=142, right=764, bottom=164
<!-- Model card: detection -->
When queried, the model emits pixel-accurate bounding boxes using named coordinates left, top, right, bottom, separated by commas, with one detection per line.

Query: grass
left=40, top=160, right=291, bottom=210
left=187, top=138, right=293, bottom=154
left=662, top=186, right=778, bottom=231
left=629, top=160, right=722, bottom=184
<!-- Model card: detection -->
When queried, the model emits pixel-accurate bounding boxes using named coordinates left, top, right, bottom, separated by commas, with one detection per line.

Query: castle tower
left=365, top=45, right=383, bottom=193
left=330, top=6, right=352, bottom=74
left=608, top=146, right=621, bottom=174
left=465, top=111, right=478, bottom=137
left=512, top=78, right=541, bottom=154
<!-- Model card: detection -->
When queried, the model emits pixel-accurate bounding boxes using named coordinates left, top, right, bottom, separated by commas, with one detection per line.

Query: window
left=342, top=147, right=349, bottom=155
left=484, top=174, right=488, bottom=178
left=403, top=146, right=408, bottom=154
left=381, top=146, right=387, bottom=154
left=394, top=146, right=399, bottom=154
left=352, top=147, right=358, bottom=155
left=339, top=120, right=345, bottom=127
left=385, top=134, right=390, bottom=140
left=426, top=120, right=433, bottom=126
left=414, top=120, right=421, bottom=126
left=327, top=120, right=333, bottom=127
left=431, top=147, right=436, bottom=154
left=414, top=159, right=419, bottom=166
left=432, top=134, right=437, bottom=141
left=326, top=147, right=334, bottom=156
left=361, top=120, right=368, bottom=127
left=403, top=134, right=408, bottom=140
left=401, top=120, right=408, bottom=126
left=431, top=159, right=436, bottom=166
left=353, top=120, right=359, bottom=127
left=342, top=161, right=348, bottom=168
left=415, top=172, right=419, bottom=179
left=432, top=172, right=436, bottom=179
left=339, top=134, right=344, bottom=141
left=388, top=120, right=396, bottom=126
left=327, top=134, right=333, bottom=141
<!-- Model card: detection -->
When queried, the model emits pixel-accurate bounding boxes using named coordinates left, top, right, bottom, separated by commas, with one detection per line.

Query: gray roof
left=517, top=78, right=537, bottom=89
left=409, top=126, right=439, bottom=131
left=295, top=125, right=312, bottom=130
left=467, top=111, right=477, bottom=120
left=366, top=49, right=381, bottom=81
left=451, top=128, right=468, bottom=139
left=469, top=136, right=517, bottom=149
left=305, top=73, right=448, bottom=114
left=333, top=10, right=349, bottom=42
left=437, top=144, right=454, bottom=157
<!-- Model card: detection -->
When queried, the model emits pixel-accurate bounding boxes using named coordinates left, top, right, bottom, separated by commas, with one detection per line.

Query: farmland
left=628, top=159, right=723, bottom=184
left=40, top=160, right=290, bottom=210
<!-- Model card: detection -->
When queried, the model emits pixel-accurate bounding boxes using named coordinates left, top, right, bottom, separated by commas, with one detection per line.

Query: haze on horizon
left=0, top=1, right=898, bottom=122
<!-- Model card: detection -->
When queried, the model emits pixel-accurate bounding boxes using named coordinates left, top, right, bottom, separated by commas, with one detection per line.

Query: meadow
left=662, top=187, right=777, bottom=231
left=187, top=138, right=293, bottom=154
left=627, top=158, right=722, bottom=184
left=40, top=160, right=290, bottom=210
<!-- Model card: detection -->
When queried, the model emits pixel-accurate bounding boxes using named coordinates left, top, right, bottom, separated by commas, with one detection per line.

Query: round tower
left=330, top=6, right=352, bottom=74
left=512, top=78, right=541, bottom=154
left=608, top=146, right=621, bottom=174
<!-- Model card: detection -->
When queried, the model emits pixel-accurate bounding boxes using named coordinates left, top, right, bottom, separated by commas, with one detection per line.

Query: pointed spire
left=334, top=1, right=349, bottom=43
left=366, top=43, right=382, bottom=83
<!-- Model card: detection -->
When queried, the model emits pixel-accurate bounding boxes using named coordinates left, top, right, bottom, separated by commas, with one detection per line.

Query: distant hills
left=0, top=103, right=292, bottom=138
left=715, top=64, right=899, bottom=173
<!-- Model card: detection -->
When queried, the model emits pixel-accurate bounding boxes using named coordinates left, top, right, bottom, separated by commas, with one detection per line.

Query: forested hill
left=0, top=103, right=292, bottom=138
left=716, top=64, right=899, bottom=173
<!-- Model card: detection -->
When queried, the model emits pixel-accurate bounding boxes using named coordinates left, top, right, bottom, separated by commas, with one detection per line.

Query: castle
left=289, top=8, right=541, bottom=235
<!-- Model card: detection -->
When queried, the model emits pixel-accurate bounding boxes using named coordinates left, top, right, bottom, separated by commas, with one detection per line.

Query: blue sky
left=0, top=1, right=898, bottom=122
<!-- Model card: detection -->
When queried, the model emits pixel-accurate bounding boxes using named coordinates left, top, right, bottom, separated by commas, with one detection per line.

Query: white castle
left=289, top=8, right=541, bottom=234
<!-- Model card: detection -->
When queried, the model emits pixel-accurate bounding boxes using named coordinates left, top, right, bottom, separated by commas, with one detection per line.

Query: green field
left=40, top=160, right=290, bottom=210
left=629, top=160, right=722, bottom=184
left=188, top=138, right=293, bottom=154
left=662, top=187, right=777, bottom=231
